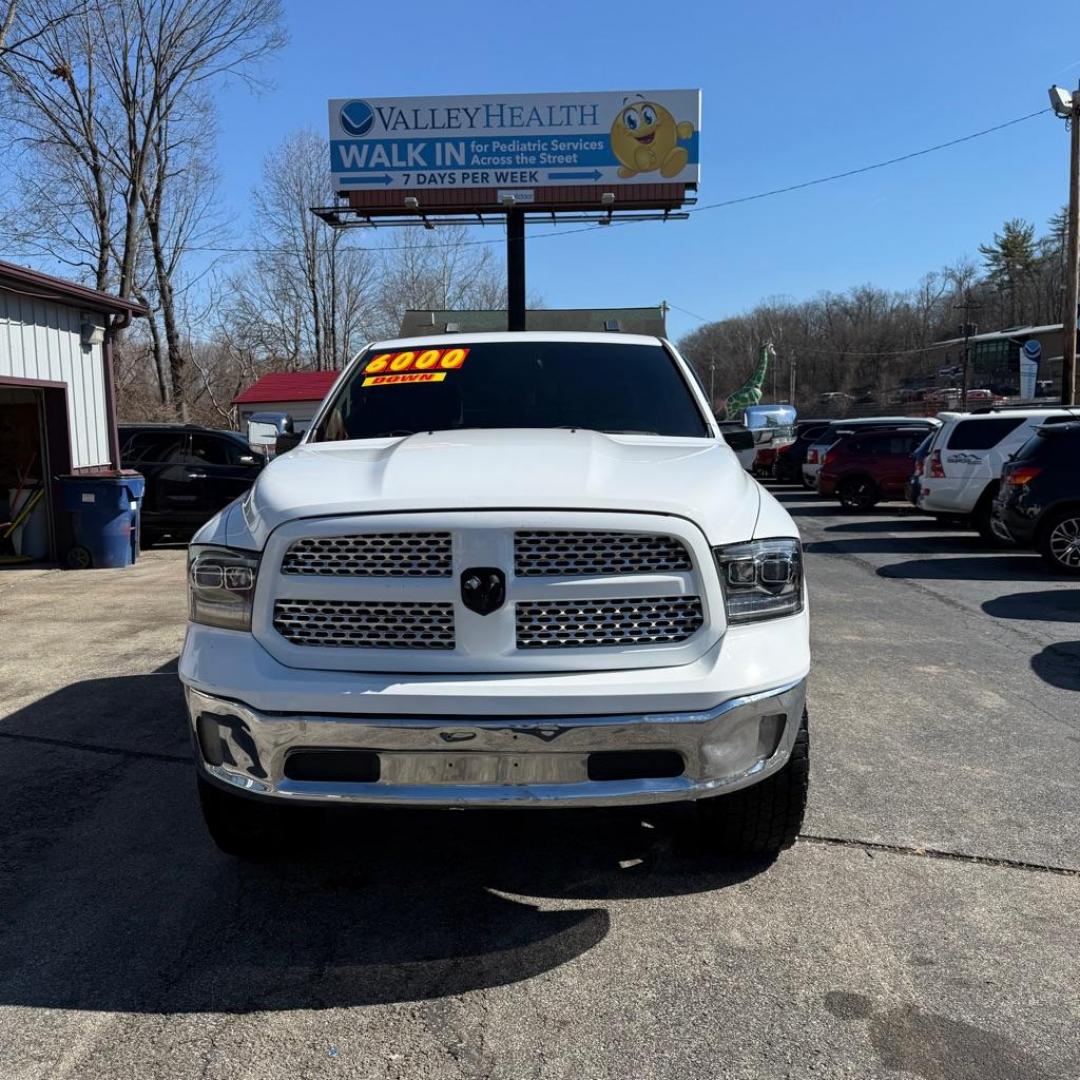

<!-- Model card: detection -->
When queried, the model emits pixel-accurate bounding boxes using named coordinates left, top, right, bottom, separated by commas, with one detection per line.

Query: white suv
left=918, top=407, right=1078, bottom=538
left=179, top=333, right=811, bottom=859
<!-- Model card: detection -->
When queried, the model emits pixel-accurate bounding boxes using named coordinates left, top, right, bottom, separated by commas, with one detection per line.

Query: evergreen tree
left=979, top=219, right=1037, bottom=325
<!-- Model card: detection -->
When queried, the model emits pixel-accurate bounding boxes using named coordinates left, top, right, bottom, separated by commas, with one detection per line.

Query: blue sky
left=212, top=0, right=1080, bottom=342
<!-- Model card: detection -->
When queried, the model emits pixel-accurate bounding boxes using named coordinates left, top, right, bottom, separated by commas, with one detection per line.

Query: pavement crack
left=799, top=832, right=1080, bottom=878
left=0, top=728, right=189, bottom=764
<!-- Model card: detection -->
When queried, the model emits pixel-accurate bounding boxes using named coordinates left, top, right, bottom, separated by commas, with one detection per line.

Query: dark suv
left=818, top=426, right=930, bottom=510
left=773, top=420, right=830, bottom=483
left=991, top=421, right=1080, bottom=574
left=119, top=424, right=265, bottom=545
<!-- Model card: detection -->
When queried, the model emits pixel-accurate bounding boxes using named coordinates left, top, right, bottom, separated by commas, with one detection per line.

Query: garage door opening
left=0, top=387, right=52, bottom=564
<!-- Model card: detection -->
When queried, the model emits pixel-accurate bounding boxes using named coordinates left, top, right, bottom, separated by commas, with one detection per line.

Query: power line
left=666, top=302, right=714, bottom=324
left=684, top=107, right=1050, bottom=216
left=2, top=106, right=1049, bottom=261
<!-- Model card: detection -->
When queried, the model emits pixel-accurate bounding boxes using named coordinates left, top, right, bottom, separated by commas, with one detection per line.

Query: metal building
left=0, top=261, right=146, bottom=562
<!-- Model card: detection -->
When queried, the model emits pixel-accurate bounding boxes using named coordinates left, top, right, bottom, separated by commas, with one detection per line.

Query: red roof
left=232, top=370, right=340, bottom=405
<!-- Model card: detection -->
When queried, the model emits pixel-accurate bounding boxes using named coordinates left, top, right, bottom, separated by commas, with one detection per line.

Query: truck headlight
left=714, top=539, right=804, bottom=624
left=188, top=545, right=260, bottom=631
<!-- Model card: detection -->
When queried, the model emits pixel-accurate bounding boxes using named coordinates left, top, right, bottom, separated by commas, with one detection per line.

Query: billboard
left=328, top=90, right=701, bottom=195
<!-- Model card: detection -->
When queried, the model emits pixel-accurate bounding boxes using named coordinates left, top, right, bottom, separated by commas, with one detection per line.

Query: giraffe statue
left=722, top=343, right=774, bottom=419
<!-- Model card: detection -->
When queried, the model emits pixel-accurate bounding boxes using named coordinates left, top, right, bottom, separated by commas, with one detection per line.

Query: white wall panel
left=0, top=289, right=111, bottom=469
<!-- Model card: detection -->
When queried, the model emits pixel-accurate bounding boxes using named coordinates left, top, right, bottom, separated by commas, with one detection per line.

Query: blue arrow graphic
left=548, top=169, right=603, bottom=181
left=339, top=174, right=393, bottom=186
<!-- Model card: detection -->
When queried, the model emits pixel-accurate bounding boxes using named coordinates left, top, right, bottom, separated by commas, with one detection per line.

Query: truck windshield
left=311, top=340, right=710, bottom=441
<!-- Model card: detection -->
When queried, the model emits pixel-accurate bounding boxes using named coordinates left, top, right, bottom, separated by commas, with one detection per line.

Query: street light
left=1049, top=85, right=1074, bottom=118
left=1049, top=84, right=1080, bottom=406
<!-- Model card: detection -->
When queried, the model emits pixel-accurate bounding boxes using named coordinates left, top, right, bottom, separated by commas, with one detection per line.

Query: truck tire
left=1038, top=507, right=1080, bottom=574
left=695, top=713, right=809, bottom=856
left=197, top=774, right=314, bottom=859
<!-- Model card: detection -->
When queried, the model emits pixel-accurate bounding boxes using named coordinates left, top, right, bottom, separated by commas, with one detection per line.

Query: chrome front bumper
left=186, top=679, right=807, bottom=808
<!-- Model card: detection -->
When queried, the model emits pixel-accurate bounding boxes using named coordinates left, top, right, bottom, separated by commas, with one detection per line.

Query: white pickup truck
left=180, top=332, right=810, bottom=858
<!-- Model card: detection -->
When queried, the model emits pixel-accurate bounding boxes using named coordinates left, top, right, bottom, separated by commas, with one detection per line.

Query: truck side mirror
left=275, top=431, right=303, bottom=455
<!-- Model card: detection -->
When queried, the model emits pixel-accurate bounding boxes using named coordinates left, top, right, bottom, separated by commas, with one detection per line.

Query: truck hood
left=232, top=429, right=766, bottom=548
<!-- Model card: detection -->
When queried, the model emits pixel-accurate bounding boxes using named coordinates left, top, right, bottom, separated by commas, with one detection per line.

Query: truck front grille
left=281, top=532, right=453, bottom=577
left=514, top=530, right=692, bottom=577
left=516, top=596, right=703, bottom=649
left=273, top=599, right=455, bottom=649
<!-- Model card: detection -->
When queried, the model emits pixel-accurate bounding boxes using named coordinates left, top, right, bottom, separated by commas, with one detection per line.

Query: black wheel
left=838, top=476, right=879, bottom=511
left=1038, top=508, right=1080, bottom=575
left=197, top=774, right=316, bottom=859
left=801, top=474, right=815, bottom=490
left=695, top=713, right=809, bottom=856
left=65, top=545, right=92, bottom=569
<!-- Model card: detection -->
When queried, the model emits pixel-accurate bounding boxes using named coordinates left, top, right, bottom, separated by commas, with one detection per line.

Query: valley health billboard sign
left=328, top=90, right=701, bottom=192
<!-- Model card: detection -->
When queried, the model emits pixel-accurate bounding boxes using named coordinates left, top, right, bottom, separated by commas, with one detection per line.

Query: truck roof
left=366, top=330, right=667, bottom=351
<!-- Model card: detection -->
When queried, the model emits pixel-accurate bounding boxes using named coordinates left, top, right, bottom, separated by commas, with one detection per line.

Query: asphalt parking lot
left=0, top=492, right=1078, bottom=1080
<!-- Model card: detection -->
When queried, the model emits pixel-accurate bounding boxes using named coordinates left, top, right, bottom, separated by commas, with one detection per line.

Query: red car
left=818, top=426, right=931, bottom=510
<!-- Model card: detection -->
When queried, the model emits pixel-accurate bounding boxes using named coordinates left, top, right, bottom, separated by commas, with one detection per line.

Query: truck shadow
left=0, top=666, right=768, bottom=1015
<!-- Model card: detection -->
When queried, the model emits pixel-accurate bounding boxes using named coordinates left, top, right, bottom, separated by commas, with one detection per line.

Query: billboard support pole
left=507, top=208, right=526, bottom=332
left=1061, top=84, right=1080, bottom=406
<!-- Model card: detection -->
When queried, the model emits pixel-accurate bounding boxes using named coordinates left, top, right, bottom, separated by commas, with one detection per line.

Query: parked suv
left=917, top=407, right=1078, bottom=539
left=773, top=420, right=829, bottom=483
left=991, top=421, right=1080, bottom=573
left=179, top=333, right=811, bottom=859
left=119, top=424, right=265, bottom=545
left=802, top=417, right=938, bottom=489
left=818, top=426, right=930, bottom=510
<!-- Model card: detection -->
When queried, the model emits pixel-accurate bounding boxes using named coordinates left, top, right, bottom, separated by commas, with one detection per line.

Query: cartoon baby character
left=610, top=98, right=695, bottom=178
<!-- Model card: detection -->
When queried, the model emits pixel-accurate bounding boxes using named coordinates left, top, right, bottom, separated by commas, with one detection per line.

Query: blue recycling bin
left=60, top=472, right=145, bottom=569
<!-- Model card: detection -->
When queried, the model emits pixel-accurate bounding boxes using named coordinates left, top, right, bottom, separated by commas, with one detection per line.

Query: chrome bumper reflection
left=185, top=679, right=807, bottom=808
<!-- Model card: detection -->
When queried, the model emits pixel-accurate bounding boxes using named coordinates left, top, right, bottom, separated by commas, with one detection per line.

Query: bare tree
left=375, top=225, right=507, bottom=334
left=0, top=0, right=284, bottom=412
left=222, top=129, right=382, bottom=372
left=0, top=1, right=122, bottom=288
left=0, top=0, right=90, bottom=59
left=139, top=96, right=222, bottom=415
left=0, top=2, right=18, bottom=52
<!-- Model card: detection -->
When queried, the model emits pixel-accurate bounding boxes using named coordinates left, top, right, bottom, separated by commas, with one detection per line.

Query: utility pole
left=709, top=359, right=717, bottom=406
left=953, top=295, right=980, bottom=406
left=789, top=351, right=797, bottom=404
left=1050, top=83, right=1080, bottom=406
